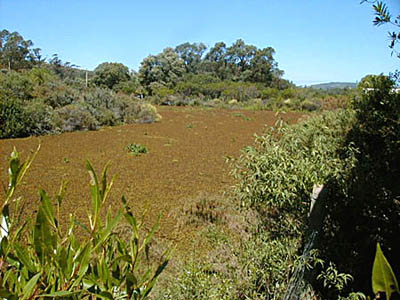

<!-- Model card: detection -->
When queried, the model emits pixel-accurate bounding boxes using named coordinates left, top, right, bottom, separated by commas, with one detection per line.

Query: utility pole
left=85, top=71, right=88, bottom=88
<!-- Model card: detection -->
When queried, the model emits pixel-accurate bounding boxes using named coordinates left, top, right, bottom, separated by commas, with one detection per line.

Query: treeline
left=137, top=40, right=291, bottom=96
left=91, top=40, right=354, bottom=109
left=0, top=29, right=355, bottom=138
left=0, top=30, right=160, bottom=139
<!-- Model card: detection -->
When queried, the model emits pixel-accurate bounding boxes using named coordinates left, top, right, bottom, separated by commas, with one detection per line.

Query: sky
left=0, top=0, right=399, bottom=86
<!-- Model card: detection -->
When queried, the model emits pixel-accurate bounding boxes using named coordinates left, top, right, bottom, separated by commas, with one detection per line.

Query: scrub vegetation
left=0, top=1, right=399, bottom=299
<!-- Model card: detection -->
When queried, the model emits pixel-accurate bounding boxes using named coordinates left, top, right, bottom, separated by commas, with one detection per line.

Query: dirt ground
left=0, top=106, right=304, bottom=247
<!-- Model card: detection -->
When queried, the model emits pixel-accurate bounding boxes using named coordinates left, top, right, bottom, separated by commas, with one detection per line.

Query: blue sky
left=0, top=0, right=399, bottom=85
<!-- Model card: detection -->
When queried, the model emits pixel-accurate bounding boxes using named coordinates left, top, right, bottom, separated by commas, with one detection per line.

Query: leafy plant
left=127, top=143, right=148, bottom=156
left=0, top=147, right=169, bottom=299
left=372, top=243, right=400, bottom=300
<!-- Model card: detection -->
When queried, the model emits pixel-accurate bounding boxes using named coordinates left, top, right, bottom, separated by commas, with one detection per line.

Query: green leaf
left=39, top=189, right=56, bottom=228
left=21, top=272, right=41, bottom=300
left=372, top=243, right=400, bottom=299
left=140, top=214, right=160, bottom=252
left=92, top=210, right=122, bottom=252
left=40, top=290, right=80, bottom=297
left=15, top=244, right=36, bottom=272
left=34, top=191, right=57, bottom=261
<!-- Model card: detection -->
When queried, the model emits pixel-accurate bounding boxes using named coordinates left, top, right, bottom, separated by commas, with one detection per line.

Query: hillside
left=310, top=81, right=357, bottom=90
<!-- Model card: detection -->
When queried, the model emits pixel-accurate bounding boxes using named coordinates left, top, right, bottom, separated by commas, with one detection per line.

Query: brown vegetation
left=0, top=106, right=303, bottom=248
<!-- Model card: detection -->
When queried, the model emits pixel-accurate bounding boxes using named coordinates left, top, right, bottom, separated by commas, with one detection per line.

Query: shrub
left=0, top=97, right=28, bottom=138
left=315, top=75, right=400, bottom=297
left=233, top=110, right=355, bottom=216
left=24, top=100, right=54, bottom=135
left=52, top=104, right=98, bottom=132
left=0, top=70, right=33, bottom=100
left=123, top=102, right=161, bottom=124
left=231, top=110, right=357, bottom=299
left=0, top=147, right=169, bottom=299
left=301, top=99, right=321, bottom=111
left=35, top=81, right=78, bottom=108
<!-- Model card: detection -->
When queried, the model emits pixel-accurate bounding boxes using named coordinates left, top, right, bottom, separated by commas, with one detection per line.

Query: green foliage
left=0, top=68, right=161, bottom=138
left=0, top=29, right=41, bottom=70
left=0, top=148, right=169, bottom=299
left=139, top=48, right=185, bottom=95
left=0, top=70, right=34, bottom=99
left=317, top=263, right=354, bottom=292
left=0, top=97, right=29, bottom=138
left=363, top=1, right=400, bottom=58
left=229, top=110, right=357, bottom=299
left=159, top=259, right=236, bottom=300
left=315, top=75, right=400, bottom=298
left=175, top=42, right=207, bottom=74
left=233, top=110, right=355, bottom=215
left=93, top=62, right=131, bottom=90
left=372, top=244, right=400, bottom=300
left=52, top=103, right=98, bottom=132
left=127, top=143, right=148, bottom=156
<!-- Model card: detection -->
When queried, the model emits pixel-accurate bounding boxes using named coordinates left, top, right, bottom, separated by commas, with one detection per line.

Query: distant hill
left=309, top=82, right=357, bottom=90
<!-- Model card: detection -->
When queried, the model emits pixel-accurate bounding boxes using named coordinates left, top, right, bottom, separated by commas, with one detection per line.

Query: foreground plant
left=0, top=147, right=169, bottom=299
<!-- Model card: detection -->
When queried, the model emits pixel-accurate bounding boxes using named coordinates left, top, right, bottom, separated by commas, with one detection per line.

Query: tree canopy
left=93, top=62, right=131, bottom=90
left=0, top=29, right=42, bottom=70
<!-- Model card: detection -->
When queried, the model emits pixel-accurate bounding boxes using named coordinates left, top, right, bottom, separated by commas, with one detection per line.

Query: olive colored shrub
left=0, top=97, right=29, bottom=138
left=122, top=102, right=161, bottom=124
left=0, top=69, right=162, bottom=138
left=24, top=100, right=54, bottom=135
left=35, top=81, right=78, bottom=108
left=0, top=148, right=169, bottom=299
left=0, top=70, right=33, bottom=100
left=52, top=103, right=98, bottom=132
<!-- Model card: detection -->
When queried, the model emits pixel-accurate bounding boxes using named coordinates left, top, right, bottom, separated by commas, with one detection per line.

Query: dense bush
left=0, top=70, right=33, bottom=100
left=0, top=69, right=161, bottom=139
left=0, top=97, right=29, bottom=138
left=52, top=103, right=98, bottom=132
left=230, top=110, right=357, bottom=299
left=150, top=73, right=354, bottom=111
left=314, top=75, right=400, bottom=298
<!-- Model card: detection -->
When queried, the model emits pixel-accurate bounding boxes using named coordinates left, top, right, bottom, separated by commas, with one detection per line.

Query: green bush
left=230, top=110, right=356, bottom=299
left=314, top=75, right=400, bottom=297
left=36, top=81, right=78, bottom=108
left=24, top=100, right=54, bottom=135
left=0, top=70, right=33, bottom=100
left=0, top=97, right=29, bottom=138
left=52, top=104, right=98, bottom=132
left=0, top=69, right=162, bottom=138
left=0, top=148, right=169, bottom=299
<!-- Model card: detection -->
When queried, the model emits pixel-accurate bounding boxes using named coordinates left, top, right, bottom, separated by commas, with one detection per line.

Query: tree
left=175, top=42, right=206, bottom=74
left=93, top=62, right=130, bottom=90
left=138, top=47, right=185, bottom=94
left=203, top=42, right=229, bottom=80
left=0, top=30, right=41, bottom=70
left=226, top=39, right=257, bottom=79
